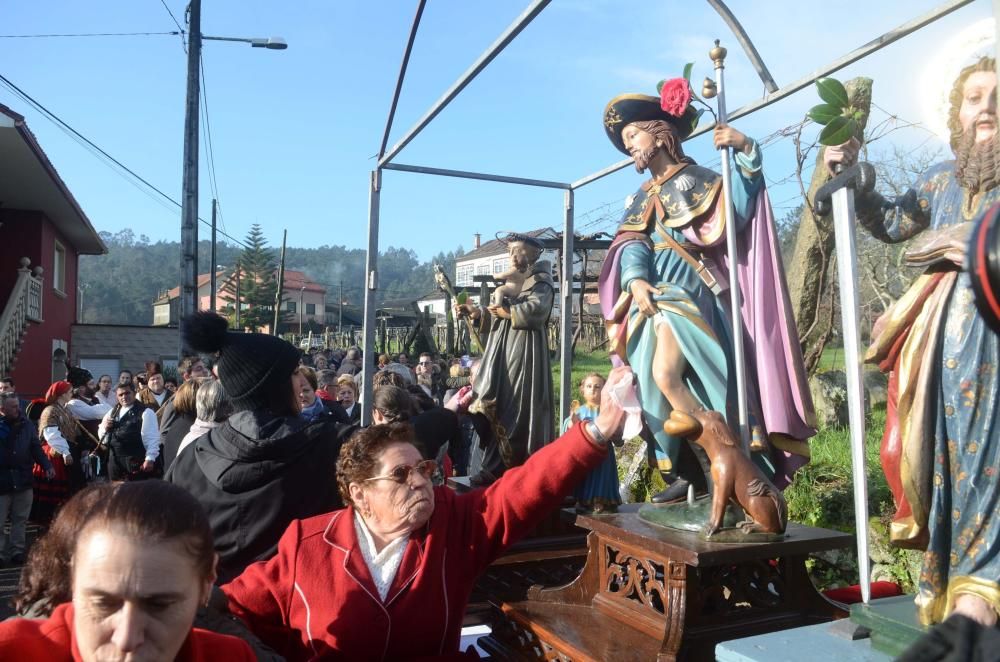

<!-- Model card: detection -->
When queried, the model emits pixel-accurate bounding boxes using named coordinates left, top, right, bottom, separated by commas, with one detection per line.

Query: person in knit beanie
left=182, top=311, right=302, bottom=415
left=167, top=312, right=356, bottom=582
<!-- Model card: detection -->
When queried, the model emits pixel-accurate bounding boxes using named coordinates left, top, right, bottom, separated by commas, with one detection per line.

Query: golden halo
left=922, top=18, right=996, bottom=143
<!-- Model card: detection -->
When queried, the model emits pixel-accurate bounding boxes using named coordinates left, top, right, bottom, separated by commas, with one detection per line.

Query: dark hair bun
left=183, top=312, right=229, bottom=353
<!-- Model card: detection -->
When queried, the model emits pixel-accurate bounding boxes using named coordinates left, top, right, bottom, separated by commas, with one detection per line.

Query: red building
left=0, top=103, right=106, bottom=398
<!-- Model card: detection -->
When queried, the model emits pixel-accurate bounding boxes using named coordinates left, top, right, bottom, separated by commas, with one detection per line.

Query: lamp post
left=178, top=0, right=287, bottom=357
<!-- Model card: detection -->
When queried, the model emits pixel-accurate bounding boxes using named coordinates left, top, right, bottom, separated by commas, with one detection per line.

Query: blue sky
left=1, top=0, right=994, bottom=261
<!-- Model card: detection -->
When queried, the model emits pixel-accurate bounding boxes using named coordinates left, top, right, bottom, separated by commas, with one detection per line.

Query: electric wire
left=0, top=31, right=180, bottom=39
left=157, top=0, right=187, bottom=51
left=158, top=0, right=185, bottom=33
left=0, top=72, right=252, bottom=250
left=199, top=54, right=224, bottom=226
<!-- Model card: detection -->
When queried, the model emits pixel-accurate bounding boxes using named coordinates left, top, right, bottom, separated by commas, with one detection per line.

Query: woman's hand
left=444, top=385, right=474, bottom=413
left=823, top=136, right=861, bottom=176
left=593, top=366, right=632, bottom=442
left=453, top=302, right=482, bottom=320
left=629, top=279, right=659, bottom=317
left=713, top=124, right=750, bottom=154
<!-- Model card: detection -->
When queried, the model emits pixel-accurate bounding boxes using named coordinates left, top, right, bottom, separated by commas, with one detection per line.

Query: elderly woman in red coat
left=222, top=366, right=631, bottom=660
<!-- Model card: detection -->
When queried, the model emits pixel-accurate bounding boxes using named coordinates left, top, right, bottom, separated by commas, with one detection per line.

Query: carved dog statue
left=665, top=409, right=787, bottom=538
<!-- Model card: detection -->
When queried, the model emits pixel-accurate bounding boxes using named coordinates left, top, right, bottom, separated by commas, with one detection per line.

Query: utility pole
left=234, top=260, right=242, bottom=330
left=179, top=0, right=202, bottom=355
left=338, top=280, right=344, bottom=335
left=298, top=286, right=306, bottom=335
left=209, top=198, right=217, bottom=313
left=273, top=229, right=287, bottom=335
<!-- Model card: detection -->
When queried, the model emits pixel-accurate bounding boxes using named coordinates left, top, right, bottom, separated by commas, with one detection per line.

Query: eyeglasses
left=364, top=460, right=437, bottom=484
left=419, top=360, right=431, bottom=365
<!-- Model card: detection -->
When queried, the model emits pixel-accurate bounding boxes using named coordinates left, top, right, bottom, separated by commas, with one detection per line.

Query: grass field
left=551, top=349, right=613, bottom=415
left=816, top=345, right=845, bottom=373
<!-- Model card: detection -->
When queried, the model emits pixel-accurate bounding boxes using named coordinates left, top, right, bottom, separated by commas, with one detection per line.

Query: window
left=53, top=240, right=66, bottom=293
left=493, top=258, right=509, bottom=274
left=476, top=264, right=490, bottom=276
left=456, top=264, right=474, bottom=286
left=286, top=300, right=297, bottom=313
left=306, top=303, right=316, bottom=315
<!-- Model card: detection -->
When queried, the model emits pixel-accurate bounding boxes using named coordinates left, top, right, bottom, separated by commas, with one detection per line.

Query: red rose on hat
left=659, top=78, right=692, bottom=118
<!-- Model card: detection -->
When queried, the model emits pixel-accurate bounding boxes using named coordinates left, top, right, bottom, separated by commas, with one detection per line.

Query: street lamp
left=203, top=35, right=288, bottom=49
left=179, top=0, right=287, bottom=357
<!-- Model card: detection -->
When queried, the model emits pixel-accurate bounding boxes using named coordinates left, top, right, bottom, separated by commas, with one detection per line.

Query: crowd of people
left=0, top=311, right=628, bottom=659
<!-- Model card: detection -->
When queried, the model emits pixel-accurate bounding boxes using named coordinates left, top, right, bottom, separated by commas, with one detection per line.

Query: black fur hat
left=65, top=362, right=93, bottom=389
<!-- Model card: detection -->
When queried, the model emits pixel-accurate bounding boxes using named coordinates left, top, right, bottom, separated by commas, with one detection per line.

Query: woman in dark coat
left=161, top=378, right=199, bottom=470
left=166, top=313, right=356, bottom=583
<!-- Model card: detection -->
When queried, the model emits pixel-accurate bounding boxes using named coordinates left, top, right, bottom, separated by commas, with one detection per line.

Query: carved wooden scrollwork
left=603, top=543, right=667, bottom=614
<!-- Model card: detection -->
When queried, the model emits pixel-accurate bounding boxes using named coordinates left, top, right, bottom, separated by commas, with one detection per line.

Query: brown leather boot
left=663, top=410, right=703, bottom=438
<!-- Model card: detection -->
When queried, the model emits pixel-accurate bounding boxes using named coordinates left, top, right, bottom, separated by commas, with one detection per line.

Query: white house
left=443, top=228, right=605, bottom=320
left=453, top=228, right=560, bottom=287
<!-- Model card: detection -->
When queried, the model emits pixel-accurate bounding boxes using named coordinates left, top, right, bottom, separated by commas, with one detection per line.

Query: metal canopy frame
left=362, top=0, right=976, bottom=427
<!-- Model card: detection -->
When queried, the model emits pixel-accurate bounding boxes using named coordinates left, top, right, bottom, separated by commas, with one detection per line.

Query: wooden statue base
left=479, top=505, right=853, bottom=661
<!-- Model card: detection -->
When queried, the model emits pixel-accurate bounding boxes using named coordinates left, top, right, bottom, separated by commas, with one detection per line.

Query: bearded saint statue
left=827, top=55, right=1000, bottom=627
left=598, top=76, right=815, bottom=505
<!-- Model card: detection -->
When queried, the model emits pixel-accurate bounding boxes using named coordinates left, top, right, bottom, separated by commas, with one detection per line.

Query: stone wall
left=71, top=324, right=180, bottom=375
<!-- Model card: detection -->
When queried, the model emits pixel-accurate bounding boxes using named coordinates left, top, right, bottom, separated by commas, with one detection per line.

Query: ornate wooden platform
left=479, top=505, right=853, bottom=661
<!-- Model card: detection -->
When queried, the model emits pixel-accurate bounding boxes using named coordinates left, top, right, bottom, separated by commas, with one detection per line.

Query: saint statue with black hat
left=597, top=73, right=815, bottom=504
left=455, top=232, right=555, bottom=486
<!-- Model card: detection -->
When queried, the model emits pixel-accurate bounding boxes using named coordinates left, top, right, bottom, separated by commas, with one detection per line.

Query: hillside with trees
left=78, top=227, right=463, bottom=325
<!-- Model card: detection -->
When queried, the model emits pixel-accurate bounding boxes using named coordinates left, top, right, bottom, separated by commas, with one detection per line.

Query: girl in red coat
left=223, top=366, right=632, bottom=660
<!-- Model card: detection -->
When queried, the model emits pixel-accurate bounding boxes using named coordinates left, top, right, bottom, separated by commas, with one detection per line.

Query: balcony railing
left=0, top=258, right=44, bottom=376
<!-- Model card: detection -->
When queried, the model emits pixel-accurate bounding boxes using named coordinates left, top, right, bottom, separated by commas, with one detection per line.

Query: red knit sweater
left=0, top=602, right=256, bottom=661
left=223, top=422, right=607, bottom=661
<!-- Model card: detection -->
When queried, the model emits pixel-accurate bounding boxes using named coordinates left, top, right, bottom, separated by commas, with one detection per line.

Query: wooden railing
left=0, top=258, right=44, bottom=377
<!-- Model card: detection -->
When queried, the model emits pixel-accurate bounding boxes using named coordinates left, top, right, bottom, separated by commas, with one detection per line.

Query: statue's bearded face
left=958, top=71, right=997, bottom=145
left=622, top=123, right=660, bottom=173
left=953, top=70, right=1000, bottom=195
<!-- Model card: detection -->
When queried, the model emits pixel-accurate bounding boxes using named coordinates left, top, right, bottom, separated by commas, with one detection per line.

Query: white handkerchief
left=608, top=368, right=643, bottom=439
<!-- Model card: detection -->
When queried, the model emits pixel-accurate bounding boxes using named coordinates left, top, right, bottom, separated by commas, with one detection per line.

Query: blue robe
left=604, top=145, right=761, bottom=474
left=858, top=159, right=1000, bottom=624
left=561, top=405, right=620, bottom=511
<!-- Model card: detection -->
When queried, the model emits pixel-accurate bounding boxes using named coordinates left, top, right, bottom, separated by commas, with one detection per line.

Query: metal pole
left=234, top=260, right=241, bottom=330
left=209, top=198, right=217, bottom=313
left=339, top=280, right=344, bottom=335
left=378, top=0, right=427, bottom=159
left=570, top=0, right=974, bottom=191
left=379, top=0, right=551, bottom=167
left=361, top=170, right=381, bottom=425
left=705, top=0, right=778, bottom=93
left=559, top=189, right=574, bottom=425
left=179, top=0, right=202, bottom=355
left=712, top=41, right=751, bottom=451
left=273, top=229, right=287, bottom=335
left=382, top=162, right=569, bottom=189
left=299, top=286, right=305, bottom=335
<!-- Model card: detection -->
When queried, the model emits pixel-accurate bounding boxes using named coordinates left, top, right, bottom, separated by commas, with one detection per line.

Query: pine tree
left=219, top=224, right=278, bottom=332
